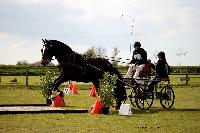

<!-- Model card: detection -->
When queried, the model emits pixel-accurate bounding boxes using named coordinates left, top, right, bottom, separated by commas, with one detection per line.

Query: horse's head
left=41, top=39, right=73, bottom=66
left=41, top=39, right=54, bottom=66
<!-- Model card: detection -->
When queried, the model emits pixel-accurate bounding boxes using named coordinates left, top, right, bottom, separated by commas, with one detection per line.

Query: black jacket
left=156, top=59, right=171, bottom=78
left=130, top=48, right=147, bottom=65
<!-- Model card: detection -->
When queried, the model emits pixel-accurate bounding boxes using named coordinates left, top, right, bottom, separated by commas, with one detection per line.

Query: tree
left=84, top=46, right=107, bottom=58
left=16, top=60, right=29, bottom=66
left=30, top=61, right=42, bottom=66
left=111, top=47, right=120, bottom=66
left=95, top=46, right=106, bottom=58
left=30, top=61, right=55, bottom=66
left=84, top=47, right=96, bottom=58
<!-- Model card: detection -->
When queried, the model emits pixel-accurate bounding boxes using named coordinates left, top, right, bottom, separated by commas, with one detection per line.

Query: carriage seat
left=132, top=63, right=155, bottom=77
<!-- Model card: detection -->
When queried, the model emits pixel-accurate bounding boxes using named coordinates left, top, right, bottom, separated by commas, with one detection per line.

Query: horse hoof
left=51, top=91, right=60, bottom=99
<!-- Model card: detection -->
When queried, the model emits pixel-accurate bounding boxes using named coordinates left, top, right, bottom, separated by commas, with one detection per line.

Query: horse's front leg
left=52, top=75, right=64, bottom=91
left=51, top=74, right=66, bottom=98
left=52, top=67, right=65, bottom=90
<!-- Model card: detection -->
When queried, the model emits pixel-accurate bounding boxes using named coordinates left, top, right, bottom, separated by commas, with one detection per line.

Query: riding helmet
left=133, top=41, right=141, bottom=47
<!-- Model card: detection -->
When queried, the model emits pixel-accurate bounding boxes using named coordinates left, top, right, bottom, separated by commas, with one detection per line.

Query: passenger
left=148, top=51, right=171, bottom=92
left=125, top=41, right=147, bottom=80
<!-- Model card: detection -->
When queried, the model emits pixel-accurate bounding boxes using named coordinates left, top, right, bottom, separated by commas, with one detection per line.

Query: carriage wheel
left=129, top=87, right=136, bottom=107
left=135, top=85, right=154, bottom=110
left=160, top=85, right=175, bottom=109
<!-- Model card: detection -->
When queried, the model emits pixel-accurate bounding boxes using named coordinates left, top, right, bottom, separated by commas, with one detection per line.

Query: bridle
left=41, top=44, right=55, bottom=65
left=41, top=45, right=44, bottom=57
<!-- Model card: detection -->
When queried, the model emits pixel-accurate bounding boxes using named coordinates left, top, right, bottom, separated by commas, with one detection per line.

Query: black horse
left=41, top=39, right=126, bottom=108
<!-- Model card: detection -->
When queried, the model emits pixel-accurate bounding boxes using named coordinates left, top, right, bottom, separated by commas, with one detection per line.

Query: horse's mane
left=48, top=40, right=72, bottom=52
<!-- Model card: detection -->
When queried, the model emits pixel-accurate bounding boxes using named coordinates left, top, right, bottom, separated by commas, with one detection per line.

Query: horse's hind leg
left=114, top=81, right=127, bottom=109
left=92, top=80, right=100, bottom=92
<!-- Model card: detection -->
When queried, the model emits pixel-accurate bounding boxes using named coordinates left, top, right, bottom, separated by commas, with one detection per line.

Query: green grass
left=169, top=75, right=200, bottom=86
left=1, top=112, right=199, bottom=133
left=0, top=85, right=94, bottom=109
left=0, top=85, right=200, bottom=133
left=0, top=76, right=41, bottom=85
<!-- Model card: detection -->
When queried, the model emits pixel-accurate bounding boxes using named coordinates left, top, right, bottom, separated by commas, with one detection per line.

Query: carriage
left=122, top=64, right=175, bottom=110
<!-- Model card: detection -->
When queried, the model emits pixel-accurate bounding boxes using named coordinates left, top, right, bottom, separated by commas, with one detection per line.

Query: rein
left=41, top=45, right=45, bottom=56
left=56, top=49, right=103, bottom=73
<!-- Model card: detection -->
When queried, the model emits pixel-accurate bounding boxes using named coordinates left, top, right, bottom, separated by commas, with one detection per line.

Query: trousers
left=125, top=64, right=145, bottom=79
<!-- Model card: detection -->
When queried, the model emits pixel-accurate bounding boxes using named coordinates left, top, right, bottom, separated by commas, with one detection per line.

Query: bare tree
left=95, top=46, right=106, bottom=58
left=111, top=47, right=120, bottom=66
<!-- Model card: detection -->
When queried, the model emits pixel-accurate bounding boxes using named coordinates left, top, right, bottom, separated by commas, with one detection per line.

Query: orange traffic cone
left=72, top=83, right=78, bottom=95
left=89, top=85, right=96, bottom=97
left=51, top=95, right=65, bottom=107
left=69, top=80, right=73, bottom=90
left=90, top=98, right=102, bottom=114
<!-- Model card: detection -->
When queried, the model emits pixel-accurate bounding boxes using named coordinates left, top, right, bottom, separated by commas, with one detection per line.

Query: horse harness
left=55, top=50, right=100, bottom=73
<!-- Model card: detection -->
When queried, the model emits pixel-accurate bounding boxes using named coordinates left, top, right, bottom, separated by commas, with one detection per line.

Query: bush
left=40, top=69, right=56, bottom=99
left=98, top=72, right=118, bottom=107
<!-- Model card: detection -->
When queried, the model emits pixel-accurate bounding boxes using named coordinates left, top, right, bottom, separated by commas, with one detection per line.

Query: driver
left=125, top=41, right=147, bottom=80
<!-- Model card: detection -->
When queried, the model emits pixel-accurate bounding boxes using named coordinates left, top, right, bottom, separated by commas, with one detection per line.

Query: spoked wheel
left=129, top=87, right=136, bottom=107
left=160, top=85, right=175, bottom=109
left=135, top=85, right=154, bottom=110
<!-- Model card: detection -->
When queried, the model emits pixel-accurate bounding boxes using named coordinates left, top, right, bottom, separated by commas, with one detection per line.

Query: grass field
left=0, top=84, right=200, bottom=133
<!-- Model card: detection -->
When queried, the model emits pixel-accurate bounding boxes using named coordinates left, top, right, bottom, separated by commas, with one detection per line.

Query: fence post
left=185, top=67, right=189, bottom=85
left=0, top=66, right=1, bottom=83
left=26, top=67, right=29, bottom=86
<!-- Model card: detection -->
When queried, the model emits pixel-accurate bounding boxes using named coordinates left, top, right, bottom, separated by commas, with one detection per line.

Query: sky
left=0, top=0, right=200, bottom=66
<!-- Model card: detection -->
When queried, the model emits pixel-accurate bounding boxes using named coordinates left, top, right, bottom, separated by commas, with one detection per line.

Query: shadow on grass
left=167, top=108, right=200, bottom=112
left=111, top=108, right=160, bottom=116
left=133, top=107, right=200, bottom=114
left=111, top=107, right=200, bottom=116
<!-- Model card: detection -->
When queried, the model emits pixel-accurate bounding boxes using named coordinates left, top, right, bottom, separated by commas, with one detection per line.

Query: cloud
left=0, top=0, right=200, bottom=65
left=1, top=0, right=196, bottom=37
left=0, top=32, right=41, bottom=64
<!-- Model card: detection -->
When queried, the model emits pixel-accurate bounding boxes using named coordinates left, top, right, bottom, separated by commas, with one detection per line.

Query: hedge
left=0, top=65, right=200, bottom=76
